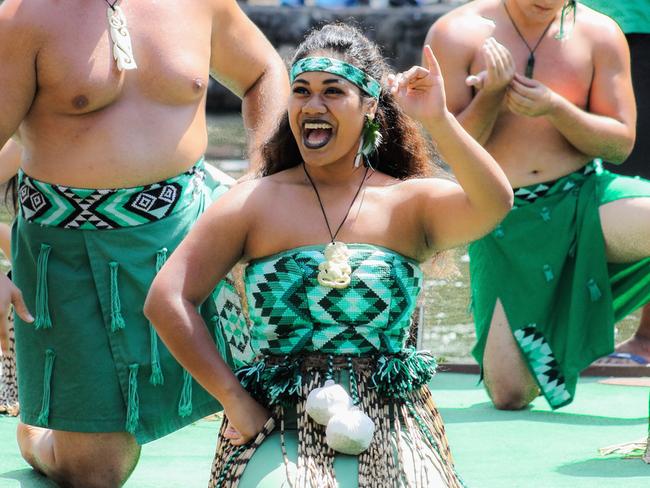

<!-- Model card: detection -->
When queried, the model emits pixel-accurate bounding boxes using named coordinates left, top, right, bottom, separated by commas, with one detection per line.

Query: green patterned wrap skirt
left=12, top=161, right=252, bottom=444
left=469, top=161, right=650, bottom=409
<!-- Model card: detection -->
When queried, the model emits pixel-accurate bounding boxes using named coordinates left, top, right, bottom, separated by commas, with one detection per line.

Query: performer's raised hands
left=388, top=45, right=448, bottom=125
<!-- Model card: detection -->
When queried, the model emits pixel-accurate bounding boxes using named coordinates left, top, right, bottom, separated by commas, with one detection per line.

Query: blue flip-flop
left=605, top=352, right=650, bottom=365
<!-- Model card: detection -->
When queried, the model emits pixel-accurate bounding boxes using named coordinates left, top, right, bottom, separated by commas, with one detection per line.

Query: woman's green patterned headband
left=290, top=57, right=382, bottom=99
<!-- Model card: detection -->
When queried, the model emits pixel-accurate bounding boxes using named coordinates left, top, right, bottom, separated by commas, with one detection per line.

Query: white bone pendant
left=107, top=5, right=137, bottom=71
left=317, top=242, right=352, bottom=289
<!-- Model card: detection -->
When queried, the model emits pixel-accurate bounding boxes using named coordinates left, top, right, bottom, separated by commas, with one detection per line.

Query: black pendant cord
left=503, top=1, right=555, bottom=78
left=302, top=164, right=370, bottom=244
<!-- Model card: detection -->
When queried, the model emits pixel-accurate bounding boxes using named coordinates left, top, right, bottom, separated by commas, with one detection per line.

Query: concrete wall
left=207, top=5, right=453, bottom=111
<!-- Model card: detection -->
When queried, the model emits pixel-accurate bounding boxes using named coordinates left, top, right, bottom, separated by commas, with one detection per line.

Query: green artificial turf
left=0, top=373, right=647, bottom=488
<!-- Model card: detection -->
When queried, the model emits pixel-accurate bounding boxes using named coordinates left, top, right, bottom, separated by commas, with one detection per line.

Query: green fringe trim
left=235, top=361, right=267, bottom=402
left=235, top=356, right=303, bottom=407
left=371, top=348, right=437, bottom=399
left=149, top=325, right=164, bottom=386
left=540, top=207, right=551, bottom=222
left=587, top=279, right=602, bottom=302
left=109, top=262, right=126, bottom=332
left=35, top=349, right=56, bottom=427
left=543, top=265, right=554, bottom=283
left=126, top=364, right=140, bottom=434
left=263, top=357, right=303, bottom=407
left=149, top=248, right=168, bottom=385
left=235, top=349, right=437, bottom=407
left=34, top=244, right=52, bottom=330
left=178, top=370, right=193, bottom=417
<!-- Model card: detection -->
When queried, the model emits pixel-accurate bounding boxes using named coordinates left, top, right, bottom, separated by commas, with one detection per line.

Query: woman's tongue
left=305, top=128, right=332, bottom=149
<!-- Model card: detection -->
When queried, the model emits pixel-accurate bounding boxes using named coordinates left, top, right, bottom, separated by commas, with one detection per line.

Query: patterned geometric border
left=514, top=325, right=572, bottom=408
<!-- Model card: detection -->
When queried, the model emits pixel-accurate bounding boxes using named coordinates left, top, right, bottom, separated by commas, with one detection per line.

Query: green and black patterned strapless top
left=244, top=244, right=423, bottom=356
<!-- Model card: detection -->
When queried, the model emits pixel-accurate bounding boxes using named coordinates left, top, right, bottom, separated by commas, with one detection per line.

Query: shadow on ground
left=440, top=402, right=646, bottom=427
left=556, top=458, right=650, bottom=478
left=0, top=469, right=58, bottom=488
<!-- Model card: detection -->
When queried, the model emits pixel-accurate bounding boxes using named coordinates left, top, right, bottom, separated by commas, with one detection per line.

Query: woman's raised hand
left=388, top=45, right=448, bottom=127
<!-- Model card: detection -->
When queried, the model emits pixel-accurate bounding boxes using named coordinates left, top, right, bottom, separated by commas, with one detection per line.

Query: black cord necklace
left=503, top=1, right=555, bottom=78
left=303, top=163, right=370, bottom=289
left=303, top=163, right=370, bottom=244
left=103, top=0, right=119, bottom=10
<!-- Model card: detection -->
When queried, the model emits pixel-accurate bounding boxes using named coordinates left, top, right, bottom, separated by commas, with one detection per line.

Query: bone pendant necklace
left=303, top=164, right=369, bottom=289
left=105, top=0, right=137, bottom=71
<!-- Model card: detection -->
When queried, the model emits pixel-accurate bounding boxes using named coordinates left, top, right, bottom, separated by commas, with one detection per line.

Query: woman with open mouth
left=145, top=23, right=513, bottom=488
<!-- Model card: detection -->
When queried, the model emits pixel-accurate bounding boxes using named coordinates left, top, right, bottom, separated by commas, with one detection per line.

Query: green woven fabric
left=17, top=162, right=206, bottom=229
left=469, top=162, right=650, bottom=409
left=245, top=244, right=422, bottom=356
left=581, top=1, right=650, bottom=33
left=12, top=167, right=250, bottom=444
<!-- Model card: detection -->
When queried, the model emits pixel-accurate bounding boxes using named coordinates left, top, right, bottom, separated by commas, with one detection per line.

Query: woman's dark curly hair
left=261, top=23, right=441, bottom=179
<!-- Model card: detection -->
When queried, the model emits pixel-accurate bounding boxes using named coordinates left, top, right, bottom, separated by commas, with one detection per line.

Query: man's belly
left=486, top=117, right=592, bottom=188
left=19, top=105, right=208, bottom=188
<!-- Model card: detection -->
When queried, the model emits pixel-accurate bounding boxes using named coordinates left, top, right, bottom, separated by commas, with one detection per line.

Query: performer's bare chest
left=470, top=26, right=593, bottom=109
left=31, top=3, right=212, bottom=115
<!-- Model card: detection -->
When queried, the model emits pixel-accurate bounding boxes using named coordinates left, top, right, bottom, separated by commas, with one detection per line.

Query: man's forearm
left=241, top=63, right=289, bottom=171
left=547, top=95, right=635, bottom=164
left=456, top=88, right=507, bottom=145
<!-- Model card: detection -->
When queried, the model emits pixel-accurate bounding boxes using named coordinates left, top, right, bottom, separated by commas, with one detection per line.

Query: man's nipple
left=72, top=95, right=89, bottom=110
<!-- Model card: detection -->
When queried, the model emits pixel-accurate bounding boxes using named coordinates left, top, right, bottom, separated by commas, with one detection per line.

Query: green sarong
left=12, top=161, right=253, bottom=443
left=469, top=161, right=650, bottom=409
left=581, top=0, right=650, bottom=34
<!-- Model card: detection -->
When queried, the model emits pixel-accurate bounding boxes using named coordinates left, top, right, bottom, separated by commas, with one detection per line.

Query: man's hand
left=0, top=274, right=33, bottom=354
left=506, top=73, right=558, bottom=117
left=465, top=37, right=515, bottom=93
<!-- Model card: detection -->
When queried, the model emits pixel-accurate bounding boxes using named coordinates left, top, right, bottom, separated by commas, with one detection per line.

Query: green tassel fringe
left=371, top=348, right=438, bottom=399
left=109, top=262, right=126, bottom=332
left=587, top=279, right=602, bottom=302
left=235, top=361, right=267, bottom=402
left=235, top=357, right=303, bottom=407
left=34, top=244, right=52, bottom=330
left=543, top=265, right=554, bottom=283
left=149, top=324, right=164, bottom=386
left=263, top=357, right=303, bottom=407
left=149, top=249, right=168, bottom=385
left=178, top=370, right=193, bottom=417
left=126, top=364, right=140, bottom=434
left=35, top=349, right=56, bottom=427
left=235, top=349, right=437, bottom=407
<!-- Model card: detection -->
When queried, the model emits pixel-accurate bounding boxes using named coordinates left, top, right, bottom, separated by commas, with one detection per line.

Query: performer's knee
left=488, top=385, right=537, bottom=411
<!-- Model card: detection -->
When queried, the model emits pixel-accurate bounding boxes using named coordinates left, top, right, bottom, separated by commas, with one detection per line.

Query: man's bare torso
left=440, top=0, right=607, bottom=187
left=12, top=0, right=214, bottom=187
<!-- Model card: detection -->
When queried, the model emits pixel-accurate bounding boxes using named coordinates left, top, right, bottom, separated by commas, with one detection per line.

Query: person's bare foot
left=594, top=333, right=650, bottom=365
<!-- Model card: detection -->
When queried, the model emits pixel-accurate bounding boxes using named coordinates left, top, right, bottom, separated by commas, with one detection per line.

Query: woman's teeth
left=303, top=122, right=333, bottom=149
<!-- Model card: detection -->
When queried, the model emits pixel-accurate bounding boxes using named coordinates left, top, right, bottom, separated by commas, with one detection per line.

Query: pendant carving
left=318, top=242, right=352, bottom=289
left=107, top=5, right=137, bottom=71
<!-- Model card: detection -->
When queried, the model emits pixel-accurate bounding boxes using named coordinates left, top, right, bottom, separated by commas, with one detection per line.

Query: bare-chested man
left=426, top=0, right=650, bottom=410
left=0, top=0, right=287, bottom=486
